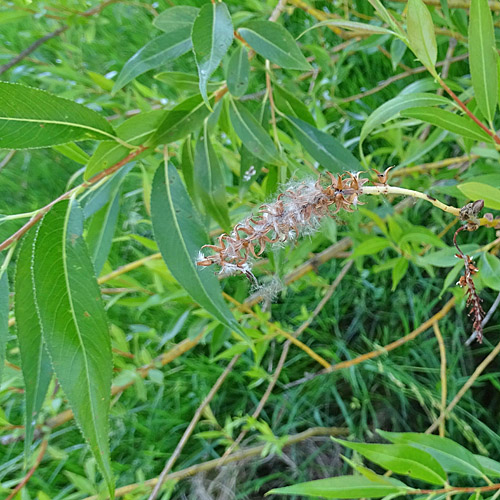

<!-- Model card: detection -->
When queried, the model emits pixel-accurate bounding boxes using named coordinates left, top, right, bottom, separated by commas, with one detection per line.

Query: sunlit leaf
left=457, top=182, right=500, bottom=210
left=479, top=253, right=500, bottom=291
left=407, top=0, right=437, bottom=73
left=352, top=237, right=392, bottom=257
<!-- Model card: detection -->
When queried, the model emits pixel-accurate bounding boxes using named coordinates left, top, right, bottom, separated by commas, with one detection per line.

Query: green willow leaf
left=113, top=30, right=192, bottom=92
left=226, top=46, right=250, bottom=98
left=0, top=263, right=8, bottom=385
left=401, top=107, right=493, bottom=143
left=0, top=82, right=116, bottom=149
left=84, top=109, right=165, bottom=180
left=152, top=94, right=214, bottom=146
left=151, top=163, right=243, bottom=337
left=194, top=121, right=230, bottom=229
left=229, top=98, right=280, bottom=164
left=286, top=116, right=360, bottom=172
left=32, top=201, right=113, bottom=496
left=352, top=237, right=392, bottom=257
left=378, top=430, right=487, bottom=479
left=153, top=5, right=198, bottom=32
left=154, top=71, right=222, bottom=93
left=475, top=455, right=500, bottom=478
left=239, top=21, right=311, bottom=71
left=407, top=0, right=437, bottom=73
left=15, top=229, right=53, bottom=462
left=267, top=474, right=411, bottom=498
left=457, top=182, right=500, bottom=210
left=181, top=137, right=198, bottom=208
left=392, top=257, right=409, bottom=290
left=53, top=142, right=90, bottom=164
left=192, top=1, right=233, bottom=108
left=335, top=438, right=447, bottom=486
left=479, top=253, right=500, bottom=291
left=275, top=87, right=315, bottom=126
left=469, top=0, right=498, bottom=124
left=298, top=19, right=397, bottom=39
left=418, top=244, right=479, bottom=267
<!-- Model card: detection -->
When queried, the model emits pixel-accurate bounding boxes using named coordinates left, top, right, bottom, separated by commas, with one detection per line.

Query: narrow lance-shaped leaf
left=154, top=71, right=222, bottom=94
left=194, top=120, right=230, bottom=229
left=151, top=163, right=243, bottom=337
left=153, top=5, right=199, bottom=32
left=469, top=0, right=498, bottom=124
left=0, top=262, right=9, bottom=386
left=226, top=46, right=250, bottom=98
left=239, top=21, right=311, bottom=71
left=0, top=82, right=116, bottom=149
left=229, top=98, right=281, bottom=164
left=32, top=201, right=114, bottom=496
left=286, top=115, right=361, bottom=172
left=192, top=1, right=233, bottom=108
left=113, top=29, right=193, bottom=92
left=407, top=0, right=437, bottom=74
left=15, top=229, right=53, bottom=462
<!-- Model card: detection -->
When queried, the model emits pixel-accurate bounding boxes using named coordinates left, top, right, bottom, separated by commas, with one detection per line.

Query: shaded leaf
left=239, top=21, right=311, bottom=70
left=192, top=1, right=233, bottom=107
left=0, top=82, right=116, bottom=149
left=84, top=109, right=165, bottom=180
left=227, top=46, right=250, bottom=98
left=457, top=182, right=500, bottom=210
left=401, top=107, right=493, bottom=143
left=286, top=115, right=360, bottom=172
left=0, top=264, right=8, bottom=385
left=113, top=30, right=192, bottom=92
left=469, top=0, right=498, bottom=124
left=418, top=244, right=479, bottom=267
left=15, top=229, right=53, bottom=462
left=479, top=253, right=500, bottom=291
left=267, top=474, right=411, bottom=498
left=32, top=201, right=113, bottom=495
left=155, top=71, right=222, bottom=93
left=152, top=94, right=213, bottom=146
left=153, top=5, right=198, bottom=32
left=407, top=0, right=437, bottom=72
left=53, top=142, right=90, bottom=164
left=275, top=86, right=315, bottom=126
left=151, top=163, right=242, bottom=336
left=229, top=98, right=280, bottom=163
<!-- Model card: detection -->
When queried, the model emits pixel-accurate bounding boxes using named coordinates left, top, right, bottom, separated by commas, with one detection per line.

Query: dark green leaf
left=113, top=30, right=192, bottom=92
left=226, top=46, right=250, bottom=98
left=153, top=5, right=199, bottom=32
left=401, top=107, right=493, bottom=143
left=0, top=265, right=8, bottom=386
left=151, top=163, right=242, bottom=336
left=335, top=438, right=447, bottom=485
left=181, top=137, right=198, bottom=208
left=15, top=229, right=53, bottom=462
left=275, top=86, right=315, bottom=126
left=32, top=201, right=113, bottom=496
left=267, top=474, right=411, bottom=498
left=407, top=0, right=437, bottom=72
left=479, top=253, right=500, bottom=291
left=469, top=0, right=498, bottom=124
left=0, top=82, right=116, bottom=149
left=239, top=21, right=311, bottom=71
left=457, top=182, right=500, bottom=210
left=192, top=2, right=233, bottom=107
left=152, top=94, right=214, bottom=146
left=194, top=121, right=230, bottom=229
left=84, top=109, right=165, bottom=180
left=229, top=98, right=281, bottom=164
left=286, top=116, right=361, bottom=172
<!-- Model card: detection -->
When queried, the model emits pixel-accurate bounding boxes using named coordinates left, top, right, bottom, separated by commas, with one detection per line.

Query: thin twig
left=148, top=354, right=240, bottom=500
left=223, top=260, right=353, bottom=458
left=432, top=322, right=447, bottom=437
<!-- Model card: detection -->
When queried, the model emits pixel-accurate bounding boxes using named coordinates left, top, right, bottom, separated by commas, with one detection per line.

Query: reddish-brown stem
left=438, top=78, right=500, bottom=145
left=0, top=146, right=148, bottom=252
left=6, top=439, right=48, bottom=500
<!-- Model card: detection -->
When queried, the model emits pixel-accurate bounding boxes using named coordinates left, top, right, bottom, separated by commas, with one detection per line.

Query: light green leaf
left=335, top=438, right=447, bottom=486
left=457, top=182, right=500, bottom=210
left=0, top=262, right=8, bottom=386
left=151, top=163, right=243, bottom=337
left=367, top=0, right=406, bottom=37
left=192, top=2, right=233, bottom=108
left=392, top=257, right=409, bottom=290
left=153, top=5, right=199, bottom=32
left=418, top=244, right=479, bottom=267
left=227, top=46, right=250, bottom=98
left=378, top=430, right=487, bottom=479
left=154, top=71, right=222, bottom=93
left=32, top=201, right=113, bottom=496
left=239, top=21, right=311, bottom=71
left=84, top=109, right=165, bottom=180
left=401, top=107, right=493, bottom=143
left=479, top=253, right=500, bottom=291
left=399, top=227, right=447, bottom=248
left=0, top=82, right=116, bottom=149
left=407, top=0, right=437, bottom=73
left=266, top=474, right=411, bottom=498
left=286, top=115, right=361, bottom=172
left=53, top=143, right=90, bottom=164
left=194, top=121, right=230, bottom=229
left=229, top=98, right=281, bottom=164
left=152, top=94, right=214, bottom=146
left=113, top=30, right=192, bottom=92
left=352, top=237, right=392, bottom=257
left=298, top=19, right=397, bottom=39
left=15, top=229, right=53, bottom=462
left=469, top=0, right=498, bottom=124
left=475, top=455, right=500, bottom=478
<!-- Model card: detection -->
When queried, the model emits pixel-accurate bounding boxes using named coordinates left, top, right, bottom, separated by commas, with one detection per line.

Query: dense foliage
left=0, top=0, right=500, bottom=499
